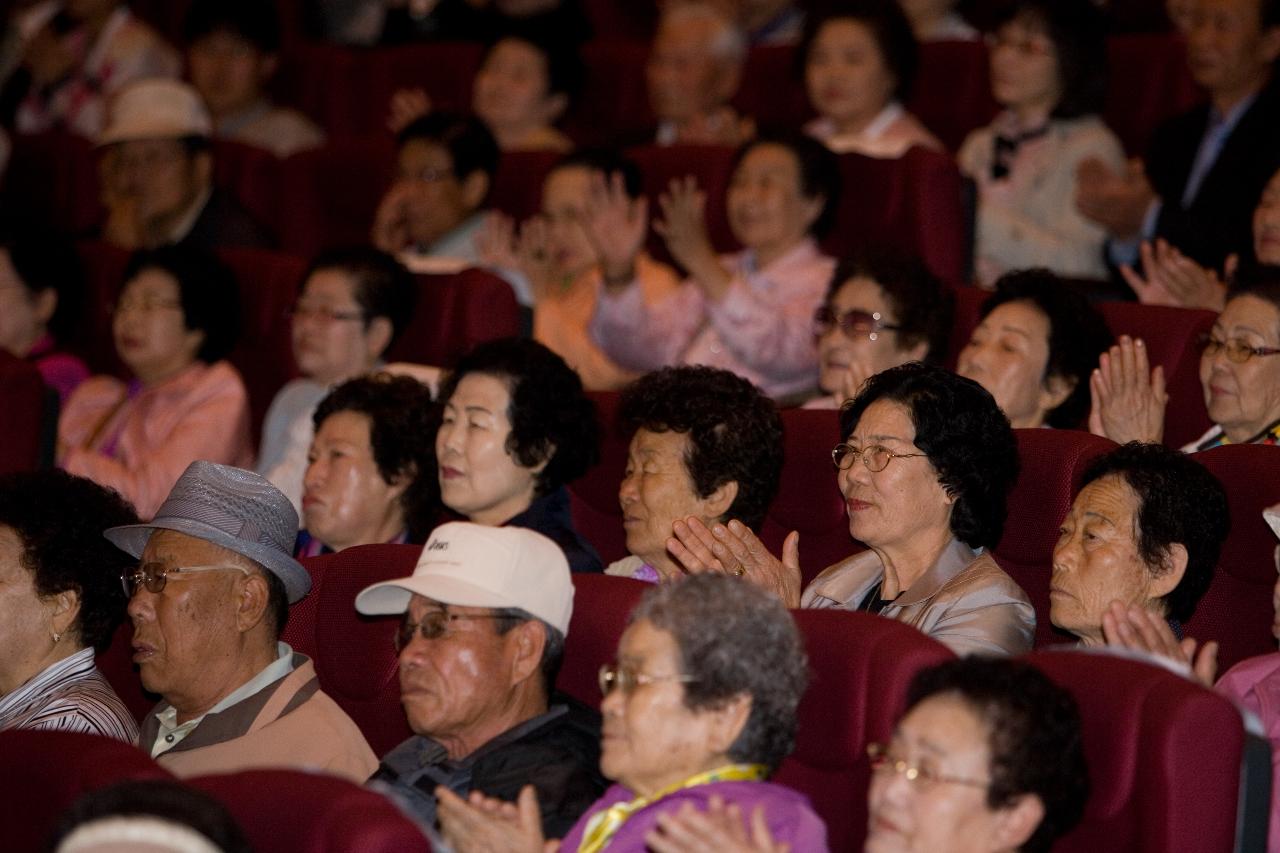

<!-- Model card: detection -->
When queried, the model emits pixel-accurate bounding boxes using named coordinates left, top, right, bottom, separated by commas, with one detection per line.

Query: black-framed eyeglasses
left=866, top=742, right=990, bottom=789
left=597, top=663, right=698, bottom=696
left=1198, top=334, right=1280, bottom=364
left=286, top=304, right=366, bottom=325
left=832, top=443, right=927, bottom=472
left=394, top=610, right=510, bottom=651
left=121, top=561, right=250, bottom=598
left=813, top=306, right=902, bottom=342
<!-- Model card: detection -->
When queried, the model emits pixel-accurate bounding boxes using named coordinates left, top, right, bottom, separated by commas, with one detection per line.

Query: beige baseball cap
left=98, top=79, right=212, bottom=146
left=354, top=522, right=574, bottom=634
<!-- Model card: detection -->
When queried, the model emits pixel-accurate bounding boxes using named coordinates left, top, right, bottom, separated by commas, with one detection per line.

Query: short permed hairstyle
left=980, top=269, right=1113, bottom=429
left=906, top=657, right=1089, bottom=853
left=302, top=246, right=417, bottom=350
left=827, top=247, right=953, bottom=364
left=397, top=111, right=500, bottom=185
left=619, top=366, right=783, bottom=530
left=121, top=245, right=241, bottom=365
left=0, top=470, right=139, bottom=652
left=840, top=362, right=1018, bottom=549
left=1079, top=442, right=1229, bottom=624
left=313, top=373, right=441, bottom=542
left=799, top=0, right=921, bottom=103
left=1226, top=265, right=1280, bottom=339
left=730, top=130, right=841, bottom=238
left=437, top=338, right=600, bottom=497
left=630, top=574, right=808, bottom=773
left=0, top=219, right=84, bottom=343
left=183, top=0, right=281, bottom=52
left=994, top=0, right=1108, bottom=119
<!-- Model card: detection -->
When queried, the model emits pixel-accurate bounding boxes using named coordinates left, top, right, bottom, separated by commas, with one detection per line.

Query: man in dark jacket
left=357, top=522, right=605, bottom=837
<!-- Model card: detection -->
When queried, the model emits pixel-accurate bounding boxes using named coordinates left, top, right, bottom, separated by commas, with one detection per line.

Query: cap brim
left=105, top=519, right=311, bottom=604
left=355, top=574, right=519, bottom=616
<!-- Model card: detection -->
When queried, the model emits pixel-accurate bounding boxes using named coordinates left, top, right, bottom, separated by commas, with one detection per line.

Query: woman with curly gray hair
left=436, top=574, right=828, bottom=852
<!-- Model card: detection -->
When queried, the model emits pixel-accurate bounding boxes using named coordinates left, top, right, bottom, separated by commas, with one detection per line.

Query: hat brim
left=105, top=518, right=311, bottom=604
left=356, top=574, right=527, bottom=619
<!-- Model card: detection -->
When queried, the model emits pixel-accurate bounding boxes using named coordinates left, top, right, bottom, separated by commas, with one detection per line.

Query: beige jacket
left=802, top=538, right=1035, bottom=656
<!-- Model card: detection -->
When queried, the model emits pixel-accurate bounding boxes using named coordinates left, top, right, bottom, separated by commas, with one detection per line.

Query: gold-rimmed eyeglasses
left=121, top=562, right=250, bottom=598
left=832, top=443, right=927, bottom=472
left=866, top=742, right=990, bottom=789
left=598, top=663, right=698, bottom=696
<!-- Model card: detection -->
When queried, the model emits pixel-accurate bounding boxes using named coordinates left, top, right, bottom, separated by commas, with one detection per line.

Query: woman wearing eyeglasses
left=1091, top=272, right=1280, bottom=450
left=957, top=269, right=1112, bottom=429
left=671, top=362, right=1034, bottom=657
left=437, top=573, right=828, bottom=852
left=805, top=248, right=952, bottom=410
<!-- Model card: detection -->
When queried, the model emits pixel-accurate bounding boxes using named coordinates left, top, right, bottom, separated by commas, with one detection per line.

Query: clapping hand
left=1075, top=156, right=1155, bottom=241
left=1101, top=601, right=1218, bottom=688
left=647, top=797, right=790, bottom=853
left=1088, top=336, right=1167, bottom=444
left=668, top=517, right=803, bottom=608
left=581, top=170, right=649, bottom=287
left=1121, top=239, right=1229, bottom=311
left=654, top=177, right=727, bottom=296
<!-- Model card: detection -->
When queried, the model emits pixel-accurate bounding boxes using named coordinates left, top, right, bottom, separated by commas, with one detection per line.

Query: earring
left=51, top=630, right=61, bottom=644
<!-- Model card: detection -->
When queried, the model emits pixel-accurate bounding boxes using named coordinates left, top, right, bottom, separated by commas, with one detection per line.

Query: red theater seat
left=212, top=139, right=285, bottom=240
left=909, top=40, right=999, bottom=152
left=189, top=769, right=429, bottom=853
left=1, top=130, right=102, bottom=234
left=385, top=268, right=523, bottom=368
left=570, top=41, right=654, bottom=145
left=1187, top=444, right=1280, bottom=673
left=0, top=729, right=172, bottom=852
left=568, top=391, right=629, bottom=567
left=945, top=283, right=987, bottom=370
left=777, top=609, right=954, bottom=852
left=627, top=144, right=738, bottom=259
left=1105, top=33, right=1201, bottom=156
left=279, top=138, right=397, bottom=257
left=0, top=350, right=47, bottom=475
left=1027, top=648, right=1261, bottom=853
left=290, top=543, right=422, bottom=756
left=363, top=42, right=486, bottom=137
left=490, top=150, right=563, bottom=221
left=995, top=429, right=1118, bottom=649
left=559, top=574, right=651, bottom=708
left=735, top=45, right=812, bottom=130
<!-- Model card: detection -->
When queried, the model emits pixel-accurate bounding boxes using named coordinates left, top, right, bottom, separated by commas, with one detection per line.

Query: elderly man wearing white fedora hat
left=106, top=460, right=377, bottom=780
left=360, top=521, right=606, bottom=838
left=96, top=77, right=270, bottom=251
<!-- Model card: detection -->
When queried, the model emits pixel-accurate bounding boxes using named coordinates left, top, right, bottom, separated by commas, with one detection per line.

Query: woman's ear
left=1148, top=542, right=1189, bottom=600
left=992, top=793, right=1046, bottom=850
left=48, top=588, right=82, bottom=640
left=1039, top=372, right=1076, bottom=415
left=706, top=693, right=753, bottom=755
left=703, top=480, right=740, bottom=521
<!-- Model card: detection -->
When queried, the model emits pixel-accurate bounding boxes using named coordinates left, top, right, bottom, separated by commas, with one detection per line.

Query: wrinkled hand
left=437, top=784, right=549, bottom=853
left=387, top=87, right=433, bottom=134
left=371, top=182, right=418, bottom=253
left=582, top=170, right=649, bottom=286
left=647, top=797, right=789, bottom=853
left=1075, top=156, right=1155, bottom=241
left=668, top=517, right=802, bottom=608
left=654, top=176, right=723, bottom=289
left=1121, top=239, right=1228, bottom=311
left=1101, top=601, right=1218, bottom=687
left=1088, top=336, right=1166, bottom=444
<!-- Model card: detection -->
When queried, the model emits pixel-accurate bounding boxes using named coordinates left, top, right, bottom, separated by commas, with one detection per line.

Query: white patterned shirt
left=0, top=647, right=137, bottom=741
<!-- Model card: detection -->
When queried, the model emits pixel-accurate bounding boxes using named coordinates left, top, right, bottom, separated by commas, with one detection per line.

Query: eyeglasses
left=1198, top=334, right=1280, bottom=364
left=832, top=443, right=927, bottom=472
left=598, top=663, right=698, bottom=696
left=394, top=610, right=511, bottom=651
left=121, top=561, right=250, bottom=598
left=813, top=306, right=902, bottom=342
left=866, top=742, right=989, bottom=790
left=113, top=296, right=183, bottom=316
left=286, top=304, right=366, bottom=325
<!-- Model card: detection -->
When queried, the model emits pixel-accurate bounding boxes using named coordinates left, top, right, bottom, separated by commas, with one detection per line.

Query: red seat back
left=489, top=150, right=563, bottom=221
left=279, top=138, right=397, bottom=257
left=559, top=574, right=651, bottom=708
left=385, top=268, right=523, bottom=368
left=71, top=241, right=132, bottom=376
left=628, top=144, right=739, bottom=259
left=0, top=729, right=172, bottom=852
left=1105, top=33, right=1201, bottom=156
left=568, top=391, right=629, bottom=566
left=945, top=283, right=987, bottom=370
left=1187, top=444, right=1280, bottom=672
left=1, top=130, right=102, bottom=234
left=764, top=408, right=854, bottom=586
left=188, top=769, right=429, bottom=853
left=1095, top=302, right=1215, bottom=449
left=995, top=429, right=1118, bottom=648
left=212, top=139, right=285, bottom=240
left=568, top=41, right=654, bottom=145
left=776, top=609, right=954, bottom=853
left=289, top=543, right=422, bottom=756
left=364, top=42, right=485, bottom=136
left=909, top=39, right=999, bottom=152
left=1027, top=649, right=1248, bottom=853
left=0, top=351, right=47, bottom=475
left=734, top=45, right=812, bottom=130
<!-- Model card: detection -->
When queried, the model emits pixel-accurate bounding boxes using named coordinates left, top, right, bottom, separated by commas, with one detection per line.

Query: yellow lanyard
left=576, top=763, right=768, bottom=853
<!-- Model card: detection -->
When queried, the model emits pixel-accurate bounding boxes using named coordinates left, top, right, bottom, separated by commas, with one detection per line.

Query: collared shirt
left=166, top=187, right=214, bottom=245
left=150, top=642, right=295, bottom=758
left=0, top=647, right=137, bottom=741
left=804, top=103, right=942, bottom=159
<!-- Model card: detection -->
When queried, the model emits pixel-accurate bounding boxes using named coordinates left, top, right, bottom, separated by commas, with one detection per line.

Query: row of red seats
left=76, top=559, right=1266, bottom=852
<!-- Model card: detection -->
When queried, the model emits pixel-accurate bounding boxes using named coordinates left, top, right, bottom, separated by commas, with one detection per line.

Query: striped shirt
left=0, top=647, right=138, bottom=742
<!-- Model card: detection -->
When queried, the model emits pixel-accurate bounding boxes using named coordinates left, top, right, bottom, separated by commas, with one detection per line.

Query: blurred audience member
left=701, top=0, right=805, bottom=44
left=183, top=0, right=325, bottom=158
left=58, top=247, right=252, bottom=519
left=258, top=247, right=416, bottom=512
left=1052, top=442, right=1228, bottom=645
left=806, top=247, right=951, bottom=409
left=477, top=150, right=679, bottom=390
left=957, top=269, right=1112, bottom=429
left=647, top=2, right=753, bottom=146
left=1076, top=0, right=1280, bottom=275
left=1091, top=270, right=1280, bottom=449
left=960, top=0, right=1123, bottom=285
left=898, top=0, right=978, bottom=41
left=610, top=366, right=783, bottom=582
left=0, top=221, right=89, bottom=402
left=0, top=470, right=138, bottom=740
left=9, top=0, right=179, bottom=138
left=436, top=338, right=602, bottom=572
left=800, top=1, right=942, bottom=158
left=96, top=78, right=273, bottom=251
left=297, top=373, right=440, bottom=556
left=51, top=779, right=252, bottom=853
left=109, top=461, right=378, bottom=778
left=360, top=522, right=606, bottom=837
left=590, top=132, right=839, bottom=400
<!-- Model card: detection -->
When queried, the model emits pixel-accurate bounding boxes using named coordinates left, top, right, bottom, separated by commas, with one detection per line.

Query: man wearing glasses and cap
left=106, top=460, right=376, bottom=780
left=358, top=521, right=605, bottom=838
